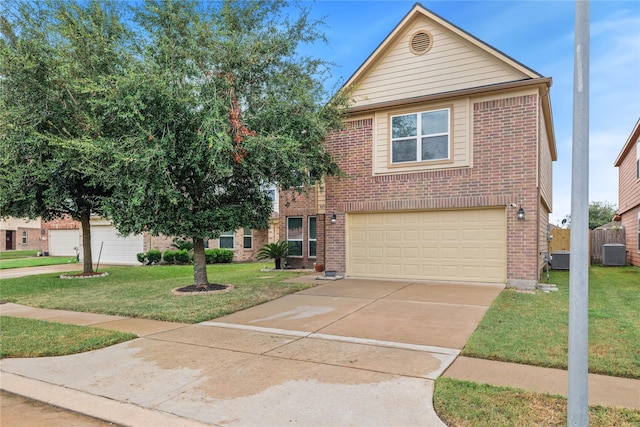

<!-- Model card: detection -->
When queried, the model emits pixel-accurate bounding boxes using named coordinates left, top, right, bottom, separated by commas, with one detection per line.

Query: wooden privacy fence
left=548, top=228, right=626, bottom=264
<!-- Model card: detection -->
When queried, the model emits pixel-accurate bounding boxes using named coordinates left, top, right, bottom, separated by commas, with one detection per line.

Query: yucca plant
left=257, top=241, right=291, bottom=270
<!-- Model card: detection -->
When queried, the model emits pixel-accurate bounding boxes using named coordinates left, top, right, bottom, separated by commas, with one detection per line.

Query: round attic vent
left=410, top=30, right=433, bottom=55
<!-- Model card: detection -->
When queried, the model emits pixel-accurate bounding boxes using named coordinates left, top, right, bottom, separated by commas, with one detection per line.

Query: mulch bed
left=172, top=283, right=233, bottom=295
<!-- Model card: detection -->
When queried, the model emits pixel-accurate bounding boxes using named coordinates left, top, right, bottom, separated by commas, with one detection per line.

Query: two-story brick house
left=280, top=3, right=556, bottom=289
left=614, top=118, right=640, bottom=267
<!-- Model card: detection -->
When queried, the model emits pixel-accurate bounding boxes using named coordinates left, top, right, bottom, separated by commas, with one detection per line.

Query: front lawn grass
left=1, top=316, right=136, bottom=358
left=434, top=377, right=640, bottom=427
left=0, top=250, right=39, bottom=260
left=0, top=262, right=314, bottom=323
left=0, top=256, right=78, bottom=269
left=462, top=266, right=640, bottom=379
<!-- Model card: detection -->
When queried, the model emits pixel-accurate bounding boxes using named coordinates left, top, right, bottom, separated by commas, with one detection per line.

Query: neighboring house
left=280, top=3, right=557, bottom=289
left=43, top=216, right=81, bottom=257
left=38, top=191, right=281, bottom=267
left=594, top=220, right=622, bottom=231
left=0, top=217, right=43, bottom=252
left=614, top=117, right=640, bottom=267
left=43, top=213, right=275, bottom=265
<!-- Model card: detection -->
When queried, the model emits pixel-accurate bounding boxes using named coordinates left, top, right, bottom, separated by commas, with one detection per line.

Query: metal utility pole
left=568, top=0, right=590, bottom=425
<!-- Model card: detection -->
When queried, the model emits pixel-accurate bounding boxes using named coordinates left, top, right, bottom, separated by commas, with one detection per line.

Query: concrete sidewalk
left=1, top=276, right=638, bottom=426
left=444, top=356, right=640, bottom=410
left=0, top=263, right=85, bottom=279
left=1, top=277, right=504, bottom=426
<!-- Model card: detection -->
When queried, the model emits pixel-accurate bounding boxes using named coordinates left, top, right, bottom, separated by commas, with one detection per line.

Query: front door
left=5, top=230, right=15, bottom=250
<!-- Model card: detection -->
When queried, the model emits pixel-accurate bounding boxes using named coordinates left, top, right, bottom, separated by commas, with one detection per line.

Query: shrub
left=216, top=249, right=233, bottom=263
left=136, top=252, right=146, bottom=264
left=215, top=249, right=234, bottom=263
left=146, top=249, right=162, bottom=265
left=257, top=241, right=291, bottom=269
left=174, top=249, right=190, bottom=264
left=204, top=249, right=216, bottom=264
left=171, top=238, right=194, bottom=251
left=202, top=248, right=234, bottom=264
left=163, top=250, right=176, bottom=264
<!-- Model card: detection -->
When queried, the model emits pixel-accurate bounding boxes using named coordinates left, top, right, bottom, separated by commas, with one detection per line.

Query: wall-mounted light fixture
left=517, top=206, right=525, bottom=221
left=330, top=211, right=337, bottom=224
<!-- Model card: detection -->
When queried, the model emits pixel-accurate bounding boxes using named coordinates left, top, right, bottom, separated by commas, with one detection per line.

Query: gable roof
left=614, top=117, right=640, bottom=167
left=340, top=2, right=556, bottom=160
left=343, top=2, right=544, bottom=91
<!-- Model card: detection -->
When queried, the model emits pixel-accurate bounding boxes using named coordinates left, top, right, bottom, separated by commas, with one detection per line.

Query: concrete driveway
left=1, top=277, right=504, bottom=426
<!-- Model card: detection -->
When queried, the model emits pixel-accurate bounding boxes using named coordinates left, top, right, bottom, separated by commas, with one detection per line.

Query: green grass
left=434, top=377, right=640, bottom=427
left=0, top=262, right=316, bottom=323
left=0, top=316, right=136, bottom=358
left=0, top=256, right=78, bottom=269
left=0, top=250, right=39, bottom=260
left=462, top=266, right=640, bottom=379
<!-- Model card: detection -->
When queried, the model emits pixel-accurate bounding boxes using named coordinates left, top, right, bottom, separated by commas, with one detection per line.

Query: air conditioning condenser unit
left=602, top=244, right=626, bottom=266
left=550, top=251, right=570, bottom=270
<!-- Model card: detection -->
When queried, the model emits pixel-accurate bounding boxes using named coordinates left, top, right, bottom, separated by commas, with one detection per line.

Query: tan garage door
left=347, top=209, right=506, bottom=283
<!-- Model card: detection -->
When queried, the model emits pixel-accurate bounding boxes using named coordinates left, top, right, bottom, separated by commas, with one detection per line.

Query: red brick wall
left=42, top=216, right=81, bottom=253
left=279, top=190, right=323, bottom=269
left=322, top=94, right=542, bottom=286
left=15, top=228, right=42, bottom=251
left=619, top=206, right=639, bottom=267
left=617, top=136, right=640, bottom=267
left=148, top=229, right=269, bottom=263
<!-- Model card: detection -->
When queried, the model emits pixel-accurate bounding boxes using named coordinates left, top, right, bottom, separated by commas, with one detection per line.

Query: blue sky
left=300, top=0, right=640, bottom=225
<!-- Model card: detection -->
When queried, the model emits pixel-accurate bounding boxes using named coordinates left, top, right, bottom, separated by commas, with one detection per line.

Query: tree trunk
left=79, top=211, right=94, bottom=274
left=275, top=257, right=281, bottom=270
left=193, top=237, right=208, bottom=286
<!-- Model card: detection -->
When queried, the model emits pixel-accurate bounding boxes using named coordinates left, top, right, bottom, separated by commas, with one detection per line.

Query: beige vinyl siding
left=352, top=17, right=530, bottom=108
left=373, top=98, right=470, bottom=175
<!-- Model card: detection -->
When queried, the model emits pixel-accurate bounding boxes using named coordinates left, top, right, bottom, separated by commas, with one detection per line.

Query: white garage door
left=347, top=208, right=506, bottom=283
left=90, top=225, right=143, bottom=265
left=49, top=229, right=80, bottom=256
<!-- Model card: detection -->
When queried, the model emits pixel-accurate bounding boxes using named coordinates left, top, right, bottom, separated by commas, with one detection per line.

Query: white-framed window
left=219, top=231, right=234, bottom=249
left=243, top=228, right=252, bottom=249
left=22, top=231, right=27, bottom=244
left=308, top=216, right=317, bottom=258
left=390, top=108, right=450, bottom=164
left=637, top=213, right=640, bottom=251
left=287, top=217, right=303, bottom=257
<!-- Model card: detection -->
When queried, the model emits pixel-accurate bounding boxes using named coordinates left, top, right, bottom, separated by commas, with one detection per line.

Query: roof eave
left=614, top=117, right=640, bottom=167
left=342, top=2, right=542, bottom=91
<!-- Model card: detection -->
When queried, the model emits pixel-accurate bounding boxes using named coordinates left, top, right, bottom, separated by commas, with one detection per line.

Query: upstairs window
left=391, top=108, right=450, bottom=164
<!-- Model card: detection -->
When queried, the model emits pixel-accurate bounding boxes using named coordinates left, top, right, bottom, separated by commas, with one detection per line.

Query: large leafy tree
left=107, top=0, right=350, bottom=286
left=588, top=201, right=617, bottom=230
left=561, top=201, right=618, bottom=230
left=0, top=0, right=132, bottom=273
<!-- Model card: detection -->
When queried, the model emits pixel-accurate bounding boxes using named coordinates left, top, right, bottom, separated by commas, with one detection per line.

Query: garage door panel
left=385, top=247, right=402, bottom=258
left=347, top=209, right=506, bottom=283
left=49, top=229, right=80, bottom=256
left=402, top=247, right=420, bottom=258
left=90, top=225, right=143, bottom=265
left=441, top=229, right=459, bottom=240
